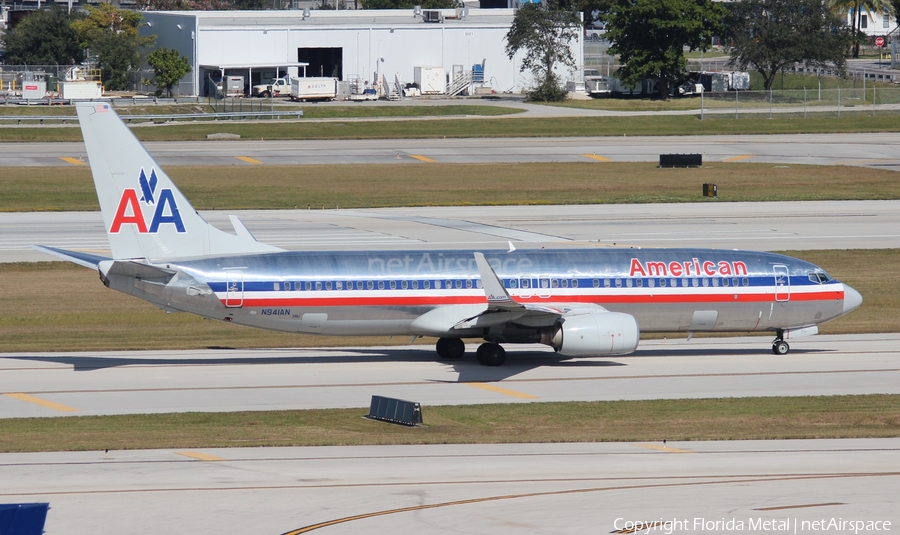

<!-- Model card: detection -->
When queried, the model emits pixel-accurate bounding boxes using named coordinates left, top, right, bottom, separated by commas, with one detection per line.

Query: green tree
left=827, top=0, right=892, bottom=57
left=604, top=0, right=725, bottom=99
left=505, top=0, right=582, bottom=102
left=0, top=5, right=84, bottom=66
left=72, top=4, right=155, bottom=91
left=147, top=48, right=192, bottom=97
left=727, top=0, right=851, bottom=91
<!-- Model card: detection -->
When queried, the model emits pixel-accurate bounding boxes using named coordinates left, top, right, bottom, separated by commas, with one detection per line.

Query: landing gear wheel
left=476, top=343, right=506, bottom=366
left=772, top=340, right=790, bottom=355
left=436, top=337, right=465, bottom=360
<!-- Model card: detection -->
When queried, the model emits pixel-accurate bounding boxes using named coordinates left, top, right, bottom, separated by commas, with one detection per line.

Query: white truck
left=251, top=77, right=291, bottom=98
left=290, top=77, right=338, bottom=101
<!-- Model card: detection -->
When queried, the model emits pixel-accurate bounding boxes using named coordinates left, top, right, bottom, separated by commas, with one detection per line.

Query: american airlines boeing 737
left=37, top=103, right=862, bottom=366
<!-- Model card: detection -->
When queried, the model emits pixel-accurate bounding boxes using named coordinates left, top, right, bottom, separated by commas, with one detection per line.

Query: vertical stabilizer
left=76, top=103, right=281, bottom=260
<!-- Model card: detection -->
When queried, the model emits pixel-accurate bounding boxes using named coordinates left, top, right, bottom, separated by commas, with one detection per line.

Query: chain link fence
left=697, top=87, right=900, bottom=119
left=0, top=65, right=196, bottom=97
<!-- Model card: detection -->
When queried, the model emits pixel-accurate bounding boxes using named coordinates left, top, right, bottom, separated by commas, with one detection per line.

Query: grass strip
left=1, top=395, right=897, bottom=453
left=0, top=249, right=894, bottom=353
left=4, top=162, right=900, bottom=212
left=5, top=112, right=900, bottom=142
left=0, top=104, right=519, bottom=120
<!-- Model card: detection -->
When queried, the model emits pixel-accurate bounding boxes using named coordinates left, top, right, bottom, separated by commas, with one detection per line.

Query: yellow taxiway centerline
left=633, top=443, right=693, bottom=453
left=582, top=154, right=612, bottom=162
left=60, top=157, right=86, bottom=165
left=409, top=154, right=437, bottom=163
left=175, top=451, right=226, bottom=461
left=236, top=156, right=263, bottom=164
left=4, top=393, right=79, bottom=413
left=466, top=382, right=538, bottom=399
left=723, top=154, right=753, bottom=162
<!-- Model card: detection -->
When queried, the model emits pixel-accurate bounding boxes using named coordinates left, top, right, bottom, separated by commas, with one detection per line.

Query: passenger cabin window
left=367, top=281, right=374, bottom=290
left=326, top=281, right=333, bottom=290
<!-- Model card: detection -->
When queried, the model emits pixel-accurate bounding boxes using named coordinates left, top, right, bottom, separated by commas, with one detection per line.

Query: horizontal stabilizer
left=32, top=245, right=110, bottom=269
left=229, top=215, right=259, bottom=241
left=99, top=260, right=176, bottom=281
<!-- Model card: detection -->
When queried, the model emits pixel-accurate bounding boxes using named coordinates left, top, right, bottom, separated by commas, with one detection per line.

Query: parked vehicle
left=290, top=77, right=338, bottom=101
left=252, top=77, right=291, bottom=98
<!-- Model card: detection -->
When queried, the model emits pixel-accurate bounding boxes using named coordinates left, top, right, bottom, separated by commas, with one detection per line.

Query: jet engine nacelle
left=549, top=311, right=640, bottom=357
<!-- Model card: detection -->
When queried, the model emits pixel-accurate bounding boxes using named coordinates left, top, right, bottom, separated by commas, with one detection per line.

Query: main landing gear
left=435, top=338, right=507, bottom=366
left=772, top=330, right=790, bottom=355
left=436, top=337, right=465, bottom=360
left=476, top=342, right=506, bottom=367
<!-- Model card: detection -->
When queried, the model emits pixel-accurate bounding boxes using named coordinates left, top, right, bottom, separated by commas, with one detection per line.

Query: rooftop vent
left=422, top=10, right=443, bottom=23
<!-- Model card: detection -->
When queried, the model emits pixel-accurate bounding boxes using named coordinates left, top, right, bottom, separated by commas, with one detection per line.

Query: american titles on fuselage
left=365, top=252, right=750, bottom=280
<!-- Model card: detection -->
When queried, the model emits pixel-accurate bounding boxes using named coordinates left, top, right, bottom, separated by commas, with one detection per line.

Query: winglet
left=474, top=252, right=520, bottom=309
left=507, top=240, right=517, bottom=253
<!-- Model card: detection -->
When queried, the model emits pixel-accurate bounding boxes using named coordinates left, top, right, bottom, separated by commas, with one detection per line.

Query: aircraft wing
left=32, top=245, right=111, bottom=269
left=451, top=253, right=608, bottom=330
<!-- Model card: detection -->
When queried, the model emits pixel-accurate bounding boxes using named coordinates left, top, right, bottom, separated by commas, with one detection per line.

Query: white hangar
left=141, top=8, right=584, bottom=98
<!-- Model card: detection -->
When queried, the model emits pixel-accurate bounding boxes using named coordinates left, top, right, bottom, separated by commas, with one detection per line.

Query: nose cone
left=842, top=285, right=863, bottom=315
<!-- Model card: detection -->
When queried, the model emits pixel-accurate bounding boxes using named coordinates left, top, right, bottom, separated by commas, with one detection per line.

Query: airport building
left=140, top=8, right=585, bottom=98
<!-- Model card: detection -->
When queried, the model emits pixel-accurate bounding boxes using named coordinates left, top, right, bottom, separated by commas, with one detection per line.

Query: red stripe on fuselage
left=222, top=290, right=845, bottom=308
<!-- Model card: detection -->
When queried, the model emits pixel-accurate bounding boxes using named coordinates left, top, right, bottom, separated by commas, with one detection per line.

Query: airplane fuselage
left=128, top=247, right=849, bottom=338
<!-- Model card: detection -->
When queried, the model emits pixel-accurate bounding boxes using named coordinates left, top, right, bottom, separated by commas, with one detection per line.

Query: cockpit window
left=808, top=270, right=833, bottom=284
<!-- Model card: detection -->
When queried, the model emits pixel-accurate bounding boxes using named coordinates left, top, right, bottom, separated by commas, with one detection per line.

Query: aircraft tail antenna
left=75, top=103, right=281, bottom=261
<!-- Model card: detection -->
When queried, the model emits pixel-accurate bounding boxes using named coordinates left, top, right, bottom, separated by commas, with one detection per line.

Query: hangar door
left=298, top=48, right=343, bottom=79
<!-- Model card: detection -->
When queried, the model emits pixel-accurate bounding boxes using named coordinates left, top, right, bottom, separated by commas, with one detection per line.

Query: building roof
left=147, top=8, right=516, bottom=29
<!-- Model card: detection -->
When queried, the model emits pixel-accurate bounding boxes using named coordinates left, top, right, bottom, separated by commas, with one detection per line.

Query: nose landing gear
left=772, top=330, right=789, bottom=355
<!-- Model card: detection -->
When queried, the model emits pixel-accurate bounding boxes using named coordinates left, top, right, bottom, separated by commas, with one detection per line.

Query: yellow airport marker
left=175, top=451, right=226, bottom=461
left=723, top=154, right=752, bottom=162
left=4, top=393, right=79, bottom=413
left=60, top=157, right=86, bottom=165
left=466, top=382, right=538, bottom=400
left=409, top=154, right=437, bottom=163
left=236, top=156, right=263, bottom=164
left=633, top=443, right=693, bottom=453
left=582, top=154, right=612, bottom=162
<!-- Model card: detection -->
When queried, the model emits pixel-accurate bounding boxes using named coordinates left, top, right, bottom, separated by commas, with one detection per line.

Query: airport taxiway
left=2, top=334, right=898, bottom=419
left=4, top=200, right=900, bottom=262
left=2, top=439, right=898, bottom=535
left=4, top=132, right=900, bottom=169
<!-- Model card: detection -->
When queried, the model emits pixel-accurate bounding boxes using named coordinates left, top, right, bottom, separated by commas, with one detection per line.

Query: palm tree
left=828, top=0, right=893, bottom=57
